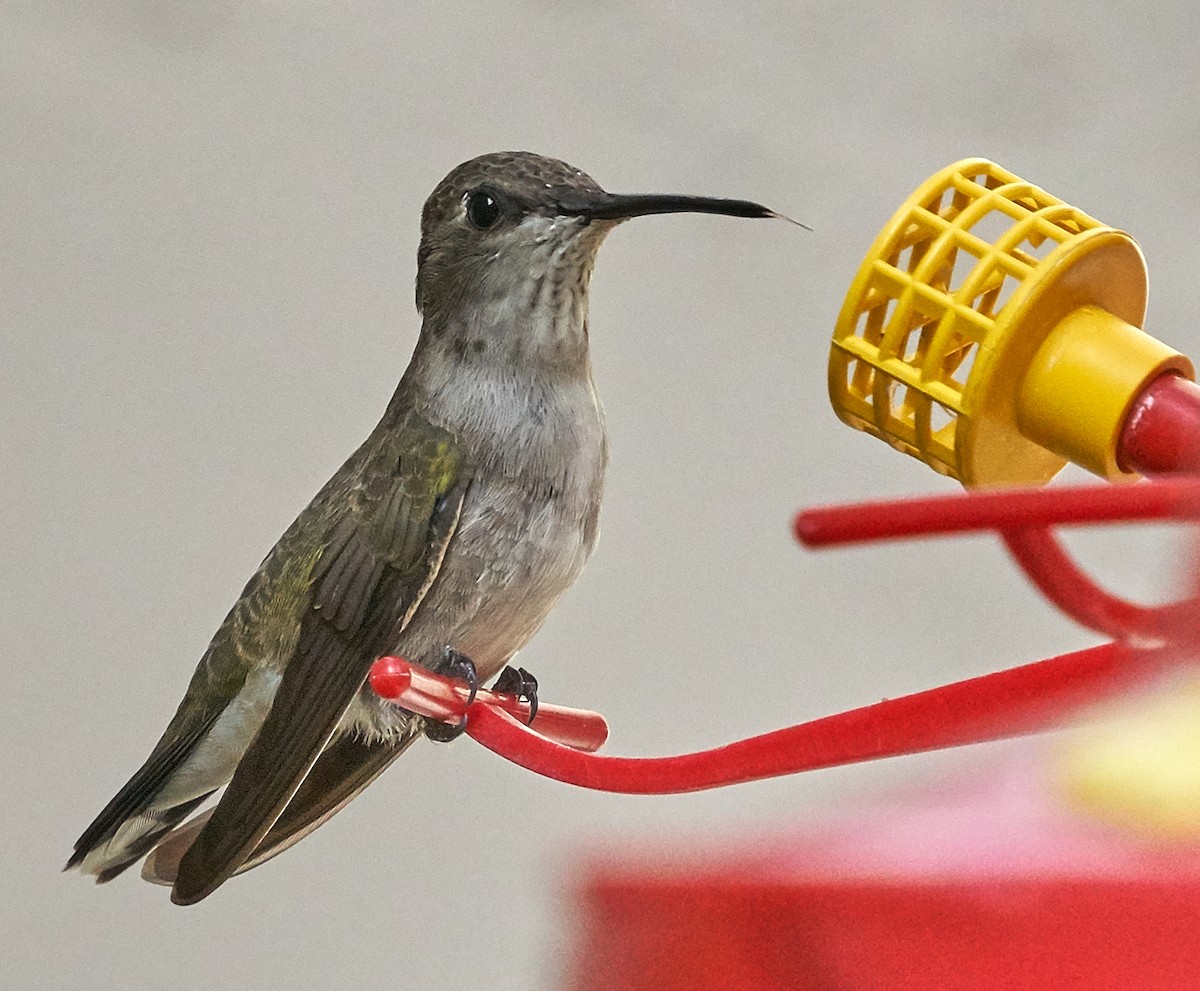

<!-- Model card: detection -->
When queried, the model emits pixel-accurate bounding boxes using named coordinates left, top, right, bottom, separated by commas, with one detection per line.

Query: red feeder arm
left=368, top=475, right=1200, bottom=794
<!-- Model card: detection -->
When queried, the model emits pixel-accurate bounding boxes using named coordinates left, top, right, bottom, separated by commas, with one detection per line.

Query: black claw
left=424, top=715, right=469, bottom=743
left=494, top=665, right=539, bottom=725
left=520, top=667, right=538, bottom=725
left=440, top=646, right=478, bottom=706
left=423, top=647, right=479, bottom=743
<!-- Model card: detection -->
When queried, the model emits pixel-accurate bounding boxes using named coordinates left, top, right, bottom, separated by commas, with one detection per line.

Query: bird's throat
left=419, top=278, right=593, bottom=375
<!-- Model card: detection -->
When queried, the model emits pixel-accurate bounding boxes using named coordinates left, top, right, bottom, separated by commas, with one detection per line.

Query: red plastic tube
left=796, top=478, right=1200, bottom=642
left=366, top=638, right=1176, bottom=794
left=1118, top=373, right=1200, bottom=476
left=1001, top=528, right=1197, bottom=641
left=461, top=642, right=1154, bottom=793
left=794, top=477, right=1200, bottom=548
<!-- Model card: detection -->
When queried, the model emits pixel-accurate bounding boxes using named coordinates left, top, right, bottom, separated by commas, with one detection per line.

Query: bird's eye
left=465, top=190, right=502, bottom=230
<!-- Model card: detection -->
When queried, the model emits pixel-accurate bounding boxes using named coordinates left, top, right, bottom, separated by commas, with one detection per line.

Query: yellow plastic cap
left=1018, top=306, right=1193, bottom=478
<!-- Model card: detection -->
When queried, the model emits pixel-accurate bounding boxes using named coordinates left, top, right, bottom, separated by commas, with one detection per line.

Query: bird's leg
left=423, top=646, right=478, bottom=743
left=493, top=665, right=539, bottom=725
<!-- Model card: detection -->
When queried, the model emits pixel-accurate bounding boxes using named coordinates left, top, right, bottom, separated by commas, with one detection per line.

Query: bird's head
left=414, top=151, right=781, bottom=367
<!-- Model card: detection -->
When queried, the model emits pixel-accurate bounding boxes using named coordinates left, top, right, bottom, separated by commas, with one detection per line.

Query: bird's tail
left=69, top=720, right=417, bottom=887
left=66, top=793, right=214, bottom=883
left=141, top=731, right=416, bottom=886
left=66, top=711, right=225, bottom=882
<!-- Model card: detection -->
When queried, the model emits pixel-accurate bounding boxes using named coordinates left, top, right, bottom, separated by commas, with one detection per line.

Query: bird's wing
left=140, top=732, right=417, bottom=886
left=170, top=415, right=470, bottom=905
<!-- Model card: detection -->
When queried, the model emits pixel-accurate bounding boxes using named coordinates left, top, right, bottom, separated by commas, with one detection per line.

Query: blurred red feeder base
left=573, top=876, right=1200, bottom=991
left=566, top=760, right=1200, bottom=991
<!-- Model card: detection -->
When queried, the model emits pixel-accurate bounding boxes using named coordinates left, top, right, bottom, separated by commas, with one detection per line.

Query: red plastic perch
left=368, top=656, right=610, bottom=754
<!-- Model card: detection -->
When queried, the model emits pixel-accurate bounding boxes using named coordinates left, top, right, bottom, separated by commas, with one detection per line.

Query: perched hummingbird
left=67, top=151, right=781, bottom=904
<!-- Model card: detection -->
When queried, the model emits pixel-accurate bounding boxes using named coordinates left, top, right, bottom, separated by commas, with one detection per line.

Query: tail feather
left=67, top=710, right=221, bottom=879
left=71, top=703, right=416, bottom=890
left=142, top=731, right=415, bottom=886
left=87, top=793, right=214, bottom=883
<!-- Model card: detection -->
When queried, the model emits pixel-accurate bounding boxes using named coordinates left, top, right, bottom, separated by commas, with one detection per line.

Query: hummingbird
left=67, top=151, right=782, bottom=904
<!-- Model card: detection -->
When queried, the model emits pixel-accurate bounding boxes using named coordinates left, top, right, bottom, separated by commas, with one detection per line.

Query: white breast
left=342, top=366, right=607, bottom=740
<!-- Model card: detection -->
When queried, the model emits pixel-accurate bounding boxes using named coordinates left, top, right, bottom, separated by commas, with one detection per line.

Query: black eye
left=465, top=190, right=502, bottom=230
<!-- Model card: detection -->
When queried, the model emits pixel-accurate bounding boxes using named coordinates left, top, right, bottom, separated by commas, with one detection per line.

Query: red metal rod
left=367, top=656, right=610, bottom=753
left=1001, top=528, right=1194, bottom=641
left=461, top=642, right=1157, bottom=794
left=794, top=478, right=1200, bottom=548
left=797, top=479, right=1200, bottom=641
left=1118, top=373, right=1200, bottom=476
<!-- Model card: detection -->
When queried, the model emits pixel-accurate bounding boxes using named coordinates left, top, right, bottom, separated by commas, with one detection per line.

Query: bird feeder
left=367, top=159, right=1200, bottom=989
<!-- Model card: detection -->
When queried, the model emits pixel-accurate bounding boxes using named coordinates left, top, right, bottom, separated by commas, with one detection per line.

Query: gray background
left=4, top=1, right=1197, bottom=987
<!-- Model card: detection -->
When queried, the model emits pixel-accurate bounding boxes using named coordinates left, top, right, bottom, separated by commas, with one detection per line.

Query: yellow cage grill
left=829, top=158, right=1189, bottom=487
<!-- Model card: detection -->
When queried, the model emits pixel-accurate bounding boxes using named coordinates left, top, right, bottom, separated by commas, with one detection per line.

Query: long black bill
left=562, top=191, right=807, bottom=227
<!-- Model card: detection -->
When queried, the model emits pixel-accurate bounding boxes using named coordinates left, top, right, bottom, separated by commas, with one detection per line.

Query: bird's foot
left=423, top=647, right=478, bottom=743
left=493, top=665, right=539, bottom=725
